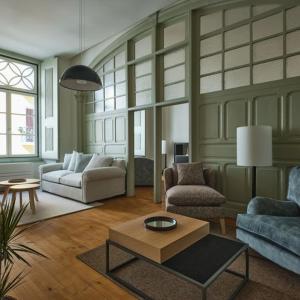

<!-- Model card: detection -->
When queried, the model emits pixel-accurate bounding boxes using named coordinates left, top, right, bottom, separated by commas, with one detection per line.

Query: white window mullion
left=6, top=92, right=11, bottom=156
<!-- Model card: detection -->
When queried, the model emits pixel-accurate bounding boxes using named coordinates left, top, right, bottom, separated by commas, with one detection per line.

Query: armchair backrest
left=287, top=166, right=300, bottom=207
left=163, top=166, right=217, bottom=192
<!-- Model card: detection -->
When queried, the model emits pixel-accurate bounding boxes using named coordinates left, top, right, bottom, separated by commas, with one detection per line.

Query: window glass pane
left=287, top=55, right=300, bottom=78
left=225, top=67, right=250, bottom=89
left=253, top=13, right=283, bottom=41
left=135, top=35, right=152, bottom=59
left=0, top=91, right=6, bottom=112
left=225, top=46, right=250, bottom=69
left=95, top=89, right=104, bottom=101
left=200, top=11, right=222, bottom=35
left=115, top=68, right=125, bottom=83
left=164, top=49, right=185, bottom=68
left=164, top=82, right=185, bottom=101
left=0, top=56, right=36, bottom=92
left=105, top=86, right=114, bottom=99
left=253, top=36, right=283, bottom=62
left=253, top=60, right=283, bottom=84
left=95, top=101, right=104, bottom=113
left=104, top=59, right=114, bottom=72
left=11, top=135, right=35, bottom=155
left=135, top=61, right=151, bottom=77
left=0, top=135, right=6, bottom=155
left=116, top=96, right=126, bottom=109
left=11, top=94, right=34, bottom=115
left=115, top=51, right=126, bottom=68
left=200, top=54, right=222, bottom=75
left=225, top=25, right=250, bottom=49
left=116, top=82, right=126, bottom=96
left=253, top=4, right=280, bottom=16
left=136, top=90, right=151, bottom=106
left=164, top=21, right=185, bottom=48
left=104, top=73, right=114, bottom=86
left=11, top=114, right=34, bottom=135
left=105, top=99, right=114, bottom=111
left=200, top=35, right=222, bottom=56
left=225, top=7, right=250, bottom=26
left=164, top=65, right=185, bottom=84
left=287, top=30, right=300, bottom=54
left=136, top=75, right=151, bottom=92
left=286, top=6, right=300, bottom=30
left=0, top=113, right=6, bottom=133
left=200, top=73, right=222, bottom=93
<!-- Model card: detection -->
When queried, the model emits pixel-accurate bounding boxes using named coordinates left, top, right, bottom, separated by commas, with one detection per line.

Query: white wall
left=162, top=103, right=189, bottom=167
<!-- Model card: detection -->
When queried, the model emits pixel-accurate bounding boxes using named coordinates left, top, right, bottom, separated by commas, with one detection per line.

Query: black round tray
left=144, top=216, right=177, bottom=231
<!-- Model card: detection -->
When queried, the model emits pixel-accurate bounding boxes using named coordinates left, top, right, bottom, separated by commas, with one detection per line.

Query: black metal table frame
left=105, top=238, right=249, bottom=300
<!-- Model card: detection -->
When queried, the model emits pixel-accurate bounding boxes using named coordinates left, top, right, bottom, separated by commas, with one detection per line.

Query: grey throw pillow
left=68, top=151, right=79, bottom=171
left=62, top=153, right=72, bottom=170
left=177, top=162, right=206, bottom=185
left=74, top=153, right=93, bottom=173
left=84, top=154, right=113, bottom=171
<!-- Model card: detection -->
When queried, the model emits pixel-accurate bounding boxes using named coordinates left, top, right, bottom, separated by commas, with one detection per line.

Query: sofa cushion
left=287, top=166, right=300, bottom=207
left=166, top=185, right=225, bottom=206
left=84, top=154, right=113, bottom=171
left=74, top=153, right=93, bottom=173
left=42, top=170, right=73, bottom=183
left=62, top=153, right=73, bottom=170
left=176, top=162, right=206, bottom=185
left=237, top=214, right=300, bottom=256
left=68, top=151, right=79, bottom=171
left=60, top=173, right=82, bottom=188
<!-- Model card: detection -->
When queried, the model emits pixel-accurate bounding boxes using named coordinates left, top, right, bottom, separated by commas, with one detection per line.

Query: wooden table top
left=109, top=211, right=209, bottom=263
left=9, top=183, right=40, bottom=191
left=0, top=178, right=40, bottom=186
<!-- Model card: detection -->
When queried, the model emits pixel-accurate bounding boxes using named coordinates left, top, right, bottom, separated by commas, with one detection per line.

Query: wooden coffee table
left=106, top=211, right=249, bottom=300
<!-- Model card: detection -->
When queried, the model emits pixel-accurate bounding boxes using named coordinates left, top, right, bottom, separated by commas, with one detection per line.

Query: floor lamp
left=237, top=126, right=272, bottom=198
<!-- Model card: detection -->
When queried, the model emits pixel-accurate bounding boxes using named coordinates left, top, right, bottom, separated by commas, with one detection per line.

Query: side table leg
left=29, top=190, right=36, bottom=214
left=12, top=192, right=16, bottom=206
left=2, top=187, right=9, bottom=206
left=33, top=190, right=39, bottom=202
left=106, top=240, right=110, bottom=274
left=19, top=192, right=23, bottom=207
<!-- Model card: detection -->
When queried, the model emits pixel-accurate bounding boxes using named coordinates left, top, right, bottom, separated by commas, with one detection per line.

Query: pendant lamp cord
left=79, top=0, right=85, bottom=58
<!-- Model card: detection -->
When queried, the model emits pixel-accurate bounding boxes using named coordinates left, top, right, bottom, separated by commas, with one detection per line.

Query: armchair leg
left=220, top=218, right=226, bottom=235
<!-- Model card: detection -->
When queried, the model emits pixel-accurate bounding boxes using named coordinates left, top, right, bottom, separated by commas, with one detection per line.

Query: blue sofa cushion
left=287, top=166, right=300, bottom=207
left=237, top=214, right=300, bottom=256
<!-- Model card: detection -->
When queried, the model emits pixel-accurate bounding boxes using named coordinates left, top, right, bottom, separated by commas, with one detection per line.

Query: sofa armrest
left=82, top=167, right=126, bottom=182
left=39, top=163, right=63, bottom=177
left=203, top=168, right=217, bottom=189
left=247, top=196, right=300, bottom=217
left=163, top=168, right=174, bottom=192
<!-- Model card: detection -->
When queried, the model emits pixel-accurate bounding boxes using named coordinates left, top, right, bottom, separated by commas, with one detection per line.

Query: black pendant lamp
left=59, top=0, right=102, bottom=91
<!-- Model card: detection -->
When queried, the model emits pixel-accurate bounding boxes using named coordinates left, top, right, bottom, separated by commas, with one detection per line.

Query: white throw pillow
left=84, top=154, right=113, bottom=171
left=68, top=151, right=79, bottom=171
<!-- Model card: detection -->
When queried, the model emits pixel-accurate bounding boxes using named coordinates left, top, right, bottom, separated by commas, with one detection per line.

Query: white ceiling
left=0, top=0, right=179, bottom=60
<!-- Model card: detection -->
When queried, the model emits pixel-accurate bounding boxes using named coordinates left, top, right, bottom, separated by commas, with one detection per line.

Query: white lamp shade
left=161, top=140, right=167, bottom=154
left=237, top=126, right=272, bottom=167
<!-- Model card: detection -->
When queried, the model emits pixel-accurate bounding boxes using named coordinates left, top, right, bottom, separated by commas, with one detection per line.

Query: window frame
left=0, top=55, right=38, bottom=158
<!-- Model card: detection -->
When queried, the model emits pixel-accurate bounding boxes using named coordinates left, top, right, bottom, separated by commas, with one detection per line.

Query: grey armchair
left=237, top=166, right=300, bottom=275
left=164, top=166, right=229, bottom=234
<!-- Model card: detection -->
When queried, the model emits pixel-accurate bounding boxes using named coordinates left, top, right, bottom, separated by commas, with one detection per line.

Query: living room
left=0, top=0, right=299, bottom=299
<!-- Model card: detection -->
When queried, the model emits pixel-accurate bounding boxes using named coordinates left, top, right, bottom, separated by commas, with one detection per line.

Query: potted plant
left=0, top=199, right=46, bottom=299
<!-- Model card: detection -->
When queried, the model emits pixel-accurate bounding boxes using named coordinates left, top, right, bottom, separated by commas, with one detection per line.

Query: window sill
left=0, top=157, right=43, bottom=164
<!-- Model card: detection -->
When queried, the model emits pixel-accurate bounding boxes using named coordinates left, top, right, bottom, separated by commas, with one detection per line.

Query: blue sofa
left=237, top=166, right=300, bottom=275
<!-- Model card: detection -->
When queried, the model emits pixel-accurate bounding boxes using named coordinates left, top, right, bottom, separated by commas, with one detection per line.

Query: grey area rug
left=5, top=190, right=103, bottom=225
left=78, top=230, right=300, bottom=300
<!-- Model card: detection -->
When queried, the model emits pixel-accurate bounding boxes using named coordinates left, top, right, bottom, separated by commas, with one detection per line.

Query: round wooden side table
left=0, top=179, right=40, bottom=205
left=9, top=183, right=40, bottom=214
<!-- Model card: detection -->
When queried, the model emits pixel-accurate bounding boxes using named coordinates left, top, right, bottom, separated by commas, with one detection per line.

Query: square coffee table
left=106, top=211, right=248, bottom=300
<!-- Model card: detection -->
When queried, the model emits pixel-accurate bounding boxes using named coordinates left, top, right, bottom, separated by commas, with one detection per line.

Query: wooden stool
left=9, top=183, right=40, bottom=214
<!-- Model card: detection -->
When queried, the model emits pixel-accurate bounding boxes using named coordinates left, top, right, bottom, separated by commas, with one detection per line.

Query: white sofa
left=39, top=159, right=126, bottom=203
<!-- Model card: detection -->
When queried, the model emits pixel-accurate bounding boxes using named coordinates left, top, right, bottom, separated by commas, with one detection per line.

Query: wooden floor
left=10, top=188, right=163, bottom=300
left=10, top=188, right=234, bottom=300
